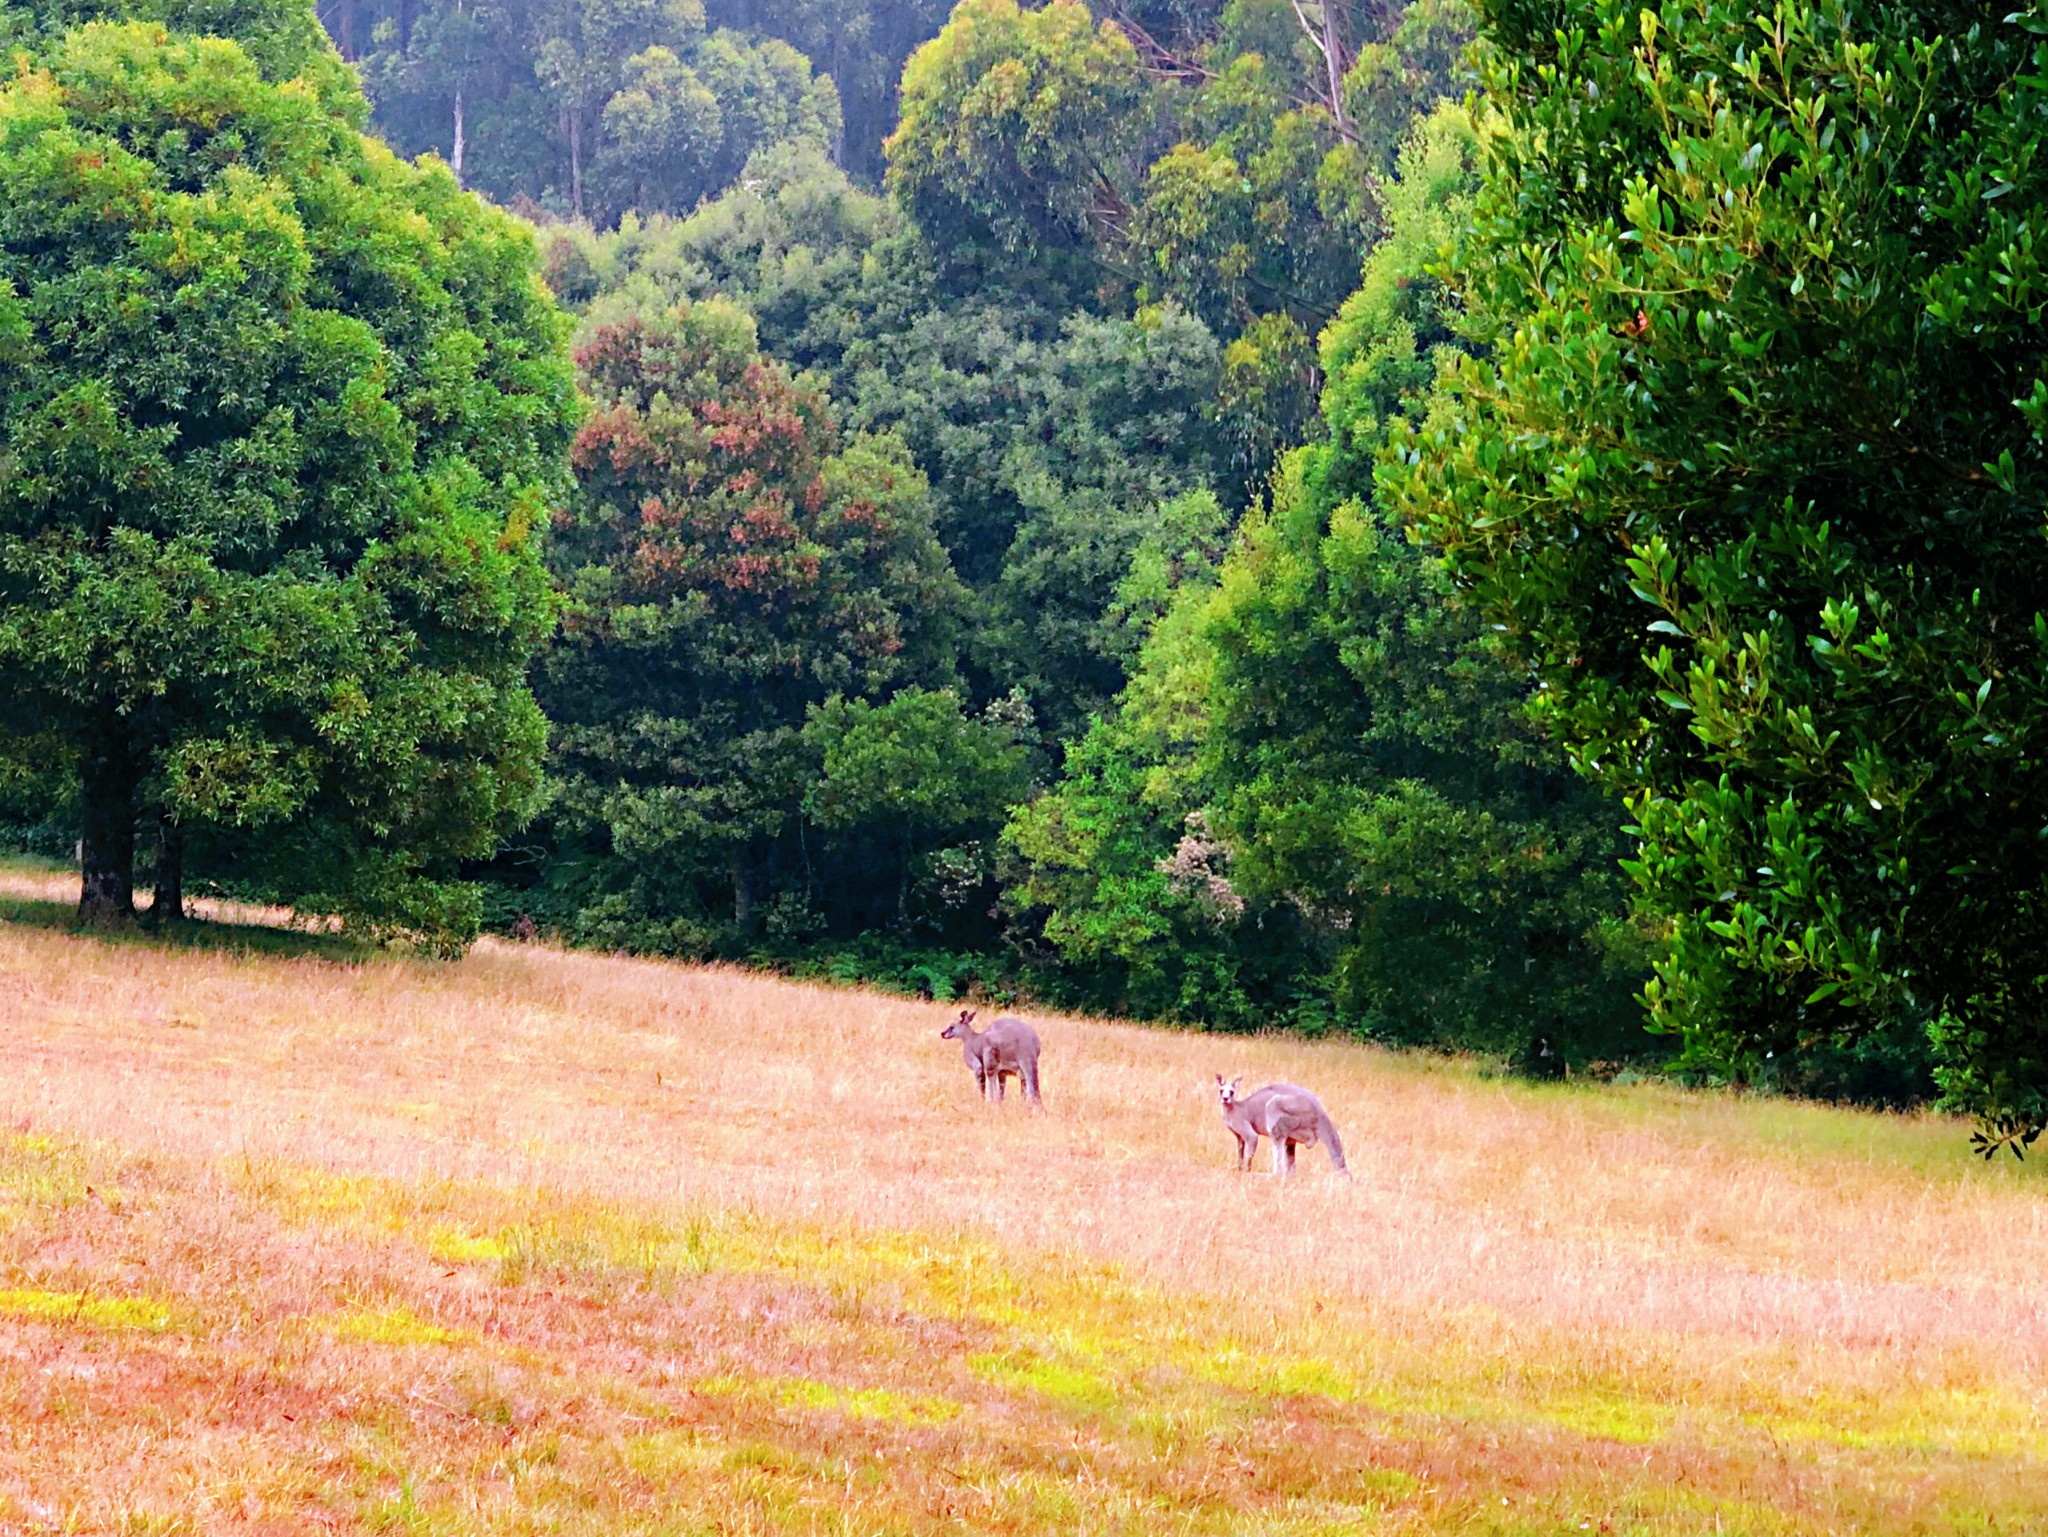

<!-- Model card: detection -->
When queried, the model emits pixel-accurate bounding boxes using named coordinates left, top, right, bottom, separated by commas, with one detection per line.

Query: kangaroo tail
left=1320, top=1109, right=1348, bottom=1172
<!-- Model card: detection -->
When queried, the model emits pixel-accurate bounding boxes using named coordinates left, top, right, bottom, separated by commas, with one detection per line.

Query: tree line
left=3, top=0, right=2043, bottom=1144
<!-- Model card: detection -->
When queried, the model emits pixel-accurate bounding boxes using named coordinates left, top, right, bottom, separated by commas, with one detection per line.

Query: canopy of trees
left=0, top=0, right=578, bottom=948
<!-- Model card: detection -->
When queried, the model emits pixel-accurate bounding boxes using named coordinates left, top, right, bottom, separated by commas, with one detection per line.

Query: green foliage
left=1200, top=458, right=1645, bottom=1059
left=694, top=0, right=960, bottom=176
left=887, top=0, right=1146, bottom=279
left=535, top=294, right=988, bottom=948
left=786, top=935, right=1013, bottom=1001
left=0, top=9, right=576, bottom=946
left=1391, top=0, right=2048, bottom=1132
left=1003, top=715, right=1324, bottom=1029
left=555, top=153, right=1237, bottom=735
left=804, top=685, right=1034, bottom=925
left=419, top=0, right=1478, bottom=757
left=805, top=687, right=1030, bottom=837
left=1011, top=105, right=1648, bottom=1059
left=2, top=0, right=357, bottom=96
left=885, top=0, right=1473, bottom=441
left=341, top=0, right=840, bottom=223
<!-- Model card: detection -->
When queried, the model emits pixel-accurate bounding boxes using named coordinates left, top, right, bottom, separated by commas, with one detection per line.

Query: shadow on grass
left=0, top=883, right=372, bottom=965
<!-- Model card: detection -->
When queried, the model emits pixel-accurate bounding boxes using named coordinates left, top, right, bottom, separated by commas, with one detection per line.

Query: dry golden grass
left=1, top=857, right=2045, bottom=1533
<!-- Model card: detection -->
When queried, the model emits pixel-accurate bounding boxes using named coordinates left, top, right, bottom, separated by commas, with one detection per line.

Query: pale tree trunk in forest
left=151, top=815, right=185, bottom=925
left=77, top=714, right=138, bottom=925
left=732, top=853, right=757, bottom=935
left=828, top=37, right=845, bottom=165
left=570, top=109, right=584, bottom=221
left=1321, top=0, right=1347, bottom=131
left=450, top=0, right=467, bottom=189
left=452, top=85, right=466, bottom=188
left=560, top=108, right=572, bottom=208
left=1290, top=0, right=1349, bottom=130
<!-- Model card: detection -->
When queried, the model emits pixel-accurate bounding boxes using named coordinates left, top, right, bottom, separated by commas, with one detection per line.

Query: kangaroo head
left=940, top=1009, right=977, bottom=1040
left=1215, top=1073, right=1242, bottom=1108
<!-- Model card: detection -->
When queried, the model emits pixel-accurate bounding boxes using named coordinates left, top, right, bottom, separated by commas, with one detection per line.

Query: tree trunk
left=828, top=37, right=846, bottom=166
left=77, top=719, right=139, bottom=925
left=452, top=85, right=466, bottom=189
left=569, top=109, right=584, bottom=222
left=1320, top=0, right=1348, bottom=130
left=732, top=854, right=757, bottom=935
left=151, top=815, right=185, bottom=925
left=337, top=0, right=356, bottom=59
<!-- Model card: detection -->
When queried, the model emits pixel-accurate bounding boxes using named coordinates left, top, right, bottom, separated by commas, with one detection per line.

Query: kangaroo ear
left=1214, top=1073, right=1225, bottom=1086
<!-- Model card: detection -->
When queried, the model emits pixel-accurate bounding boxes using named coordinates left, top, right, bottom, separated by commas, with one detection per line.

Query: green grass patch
left=698, top=1373, right=961, bottom=1426
left=318, top=1304, right=474, bottom=1348
left=1192, top=1345, right=1365, bottom=1404
left=0, top=1288, right=180, bottom=1332
left=0, top=1129, right=99, bottom=1219
left=1538, top=1390, right=1675, bottom=1445
left=424, top=1225, right=508, bottom=1265
left=967, top=1348, right=1118, bottom=1410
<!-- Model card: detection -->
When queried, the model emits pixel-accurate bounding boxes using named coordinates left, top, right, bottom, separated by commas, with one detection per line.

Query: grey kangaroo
left=1215, top=1074, right=1348, bottom=1177
left=940, top=1010, right=1042, bottom=1105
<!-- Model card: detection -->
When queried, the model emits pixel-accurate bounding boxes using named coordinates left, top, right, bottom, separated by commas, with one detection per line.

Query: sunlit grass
left=316, top=1303, right=476, bottom=1348
left=1, top=855, right=2046, bottom=1531
left=0, top=1288, right=180, bottom=1332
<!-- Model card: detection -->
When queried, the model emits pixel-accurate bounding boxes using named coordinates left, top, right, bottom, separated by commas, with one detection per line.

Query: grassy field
left=1, top=858, right=2045, bottom=1533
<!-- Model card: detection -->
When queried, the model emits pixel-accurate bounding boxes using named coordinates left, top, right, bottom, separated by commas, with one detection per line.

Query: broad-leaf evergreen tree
left=536, top=296, right=975, bottom=950
left=0, top=1, right=578, bottom=945
left=347, top=0, right=841, bottom=221
left=1392, top=0, right=2048, bottom=1138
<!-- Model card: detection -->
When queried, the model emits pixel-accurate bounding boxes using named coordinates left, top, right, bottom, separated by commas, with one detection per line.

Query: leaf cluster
left=1391, top=0, right=2048, bottom=1127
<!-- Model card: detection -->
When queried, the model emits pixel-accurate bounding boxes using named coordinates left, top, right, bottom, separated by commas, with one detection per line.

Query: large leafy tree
left=1002, top=522, right=1328, bottom=1028
left=0, top=7, right=577, bottom=942
left=802, top=685, right=1033, bottom=930
left=887, top=0, right=1148, bottom=282
left=695, top=0, right=959, bottom=176
left=1393, top=0, right=2048, bottom=1138
left=347, top=0, right=840, bottom=222
left=538, top=296, right=967, bottom=946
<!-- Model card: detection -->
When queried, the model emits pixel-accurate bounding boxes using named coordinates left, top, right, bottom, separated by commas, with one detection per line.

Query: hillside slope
left=0, top=860, right=2043, bottom=1532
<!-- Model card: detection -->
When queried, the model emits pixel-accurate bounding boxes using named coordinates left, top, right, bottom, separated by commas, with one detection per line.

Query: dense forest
left=4, top=0, right=2045, bottom=1141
